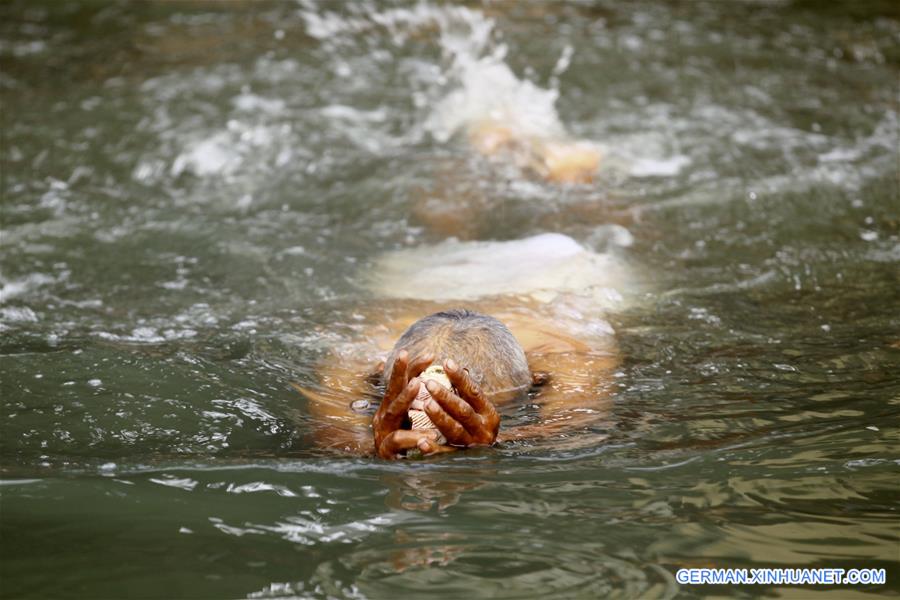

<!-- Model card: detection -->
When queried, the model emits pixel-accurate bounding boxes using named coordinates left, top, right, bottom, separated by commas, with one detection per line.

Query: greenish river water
left=1, top=1, right=898, bottom=598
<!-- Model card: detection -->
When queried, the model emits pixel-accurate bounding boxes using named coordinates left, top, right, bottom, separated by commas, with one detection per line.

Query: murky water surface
left=1, top=1, right=898, bottom=598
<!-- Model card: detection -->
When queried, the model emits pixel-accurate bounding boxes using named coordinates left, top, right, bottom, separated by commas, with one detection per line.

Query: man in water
left=374, top=310, right=541, bottom=459
left=466, top=119, right=601, bottom=185
left=299, top=234, right=627, bottom=459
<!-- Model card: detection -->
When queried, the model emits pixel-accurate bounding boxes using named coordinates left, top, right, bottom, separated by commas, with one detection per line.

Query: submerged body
left=467, top=120, right=602, bottom=184
left=300, top=234, right=627, bottom=457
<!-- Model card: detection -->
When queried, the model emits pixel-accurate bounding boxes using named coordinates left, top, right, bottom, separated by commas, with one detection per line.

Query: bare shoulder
left=492, top=310, right=592, bottom=355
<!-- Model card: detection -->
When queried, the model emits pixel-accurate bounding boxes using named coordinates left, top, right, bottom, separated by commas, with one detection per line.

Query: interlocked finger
left=383, top=350, right=409, bottom=408
left=416, top=438, right=458, bottom=456
left=424, top=380, right=483, bottom=433
left=424, top=399, right=473, bottom=446
left=379, top=429, right=438, bottom=460
left=384, top=378, right=420, bottom=424
left=406, top=353, right=434, bottom=384
left=445, top=359, right=498, bottom=422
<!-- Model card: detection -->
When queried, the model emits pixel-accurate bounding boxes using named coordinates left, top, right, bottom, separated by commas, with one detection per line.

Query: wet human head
left=384, top=309, right=530, bottom=397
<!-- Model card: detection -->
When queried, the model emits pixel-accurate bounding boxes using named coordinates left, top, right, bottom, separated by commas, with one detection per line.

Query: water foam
left=299, top=2, right=576, bottom=148
left=423, top=16, right=568, bottom=144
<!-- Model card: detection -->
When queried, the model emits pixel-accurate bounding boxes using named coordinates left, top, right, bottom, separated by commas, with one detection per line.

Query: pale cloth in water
left=368, top=233, right=629, bottom=308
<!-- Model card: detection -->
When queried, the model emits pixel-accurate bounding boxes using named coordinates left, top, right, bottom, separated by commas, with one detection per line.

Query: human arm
left=292, top=358, right=380, bottom=454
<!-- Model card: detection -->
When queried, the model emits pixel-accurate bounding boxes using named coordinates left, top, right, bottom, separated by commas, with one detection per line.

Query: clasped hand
left=372, top=351, right=500, bottom=460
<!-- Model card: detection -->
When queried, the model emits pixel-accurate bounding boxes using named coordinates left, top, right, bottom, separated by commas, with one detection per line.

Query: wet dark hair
left=383, top=309, right=531, bottom=395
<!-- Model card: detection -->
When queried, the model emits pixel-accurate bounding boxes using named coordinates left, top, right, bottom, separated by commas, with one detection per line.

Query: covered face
left=383, top=309, right=531, bottom=398
left=410, top=364, right=453, bottom=412
left=406, top=364, right=452, bottom=443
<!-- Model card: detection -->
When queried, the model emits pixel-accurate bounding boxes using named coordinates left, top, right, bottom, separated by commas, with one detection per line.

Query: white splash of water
left=0, top=272, right=58, bottom=303
left=0, top=306, right=39, bottom=323
left=422, top=7, right=568, bottom=144
left=170, top=132, right=238, bottom=177
left=298, top=2, right=574, bottom=146
left=232, top=92, right=286, bottom=115
left=629, top=155, right=692, bottom=177
left=168, top=120, right=285, bottom=178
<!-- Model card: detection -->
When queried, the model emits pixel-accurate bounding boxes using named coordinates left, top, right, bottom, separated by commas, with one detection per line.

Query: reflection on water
left=1, top=0, right=899, bottom=598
